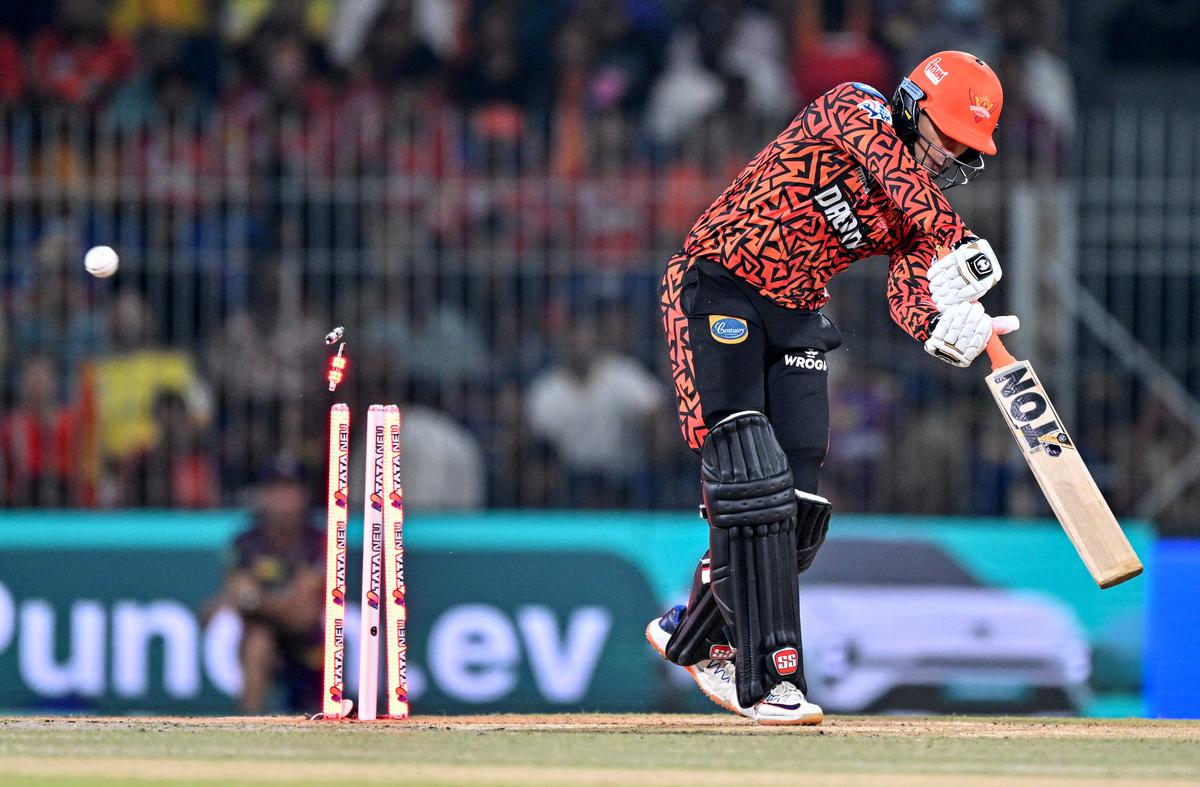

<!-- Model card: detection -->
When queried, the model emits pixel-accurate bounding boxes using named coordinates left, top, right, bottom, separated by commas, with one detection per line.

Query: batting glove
left=924, top=302, right=1020, bottom=367
left=928, top=238, right=1002, bottom=309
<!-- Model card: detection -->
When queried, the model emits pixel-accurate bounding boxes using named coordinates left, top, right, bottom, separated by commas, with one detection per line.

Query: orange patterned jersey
left=682, top=82, right=972, bottom=342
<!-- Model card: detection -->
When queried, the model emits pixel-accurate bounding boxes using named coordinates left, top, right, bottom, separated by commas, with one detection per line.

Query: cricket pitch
left=0, top=714, right=1197, bottom=786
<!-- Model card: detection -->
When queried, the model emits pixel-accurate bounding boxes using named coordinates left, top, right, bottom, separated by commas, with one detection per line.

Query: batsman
left=648, top=51, right=1019, bottom=724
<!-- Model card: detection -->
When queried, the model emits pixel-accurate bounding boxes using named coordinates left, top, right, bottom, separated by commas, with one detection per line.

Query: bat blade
left=983, top=336, right=1142, bottom=589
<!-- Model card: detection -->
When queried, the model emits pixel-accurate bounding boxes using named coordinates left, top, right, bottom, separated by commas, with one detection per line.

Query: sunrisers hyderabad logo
left=969, top=89, right=997, bottom=122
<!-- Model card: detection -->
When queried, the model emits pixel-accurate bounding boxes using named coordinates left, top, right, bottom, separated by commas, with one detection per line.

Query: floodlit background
left=0, top=0, right=1197, bottom=718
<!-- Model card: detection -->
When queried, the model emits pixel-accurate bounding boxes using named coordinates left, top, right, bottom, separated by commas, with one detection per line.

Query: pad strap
left=794, top=490, right=832, bottom=574
left=664, top=556, right=735, bottom=665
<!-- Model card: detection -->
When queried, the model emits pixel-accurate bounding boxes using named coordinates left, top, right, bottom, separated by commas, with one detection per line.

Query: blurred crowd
left=11, top=0, right=1191, bottom=532
left=0, top=0, right=1075, bottom=166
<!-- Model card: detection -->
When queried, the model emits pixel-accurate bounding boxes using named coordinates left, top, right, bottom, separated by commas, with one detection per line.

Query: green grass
left=0, top=716, right=1196, bottom=786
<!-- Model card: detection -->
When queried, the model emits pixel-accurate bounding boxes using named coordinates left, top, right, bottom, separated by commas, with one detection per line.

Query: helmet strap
left=891, top=78, right=924, bottom=147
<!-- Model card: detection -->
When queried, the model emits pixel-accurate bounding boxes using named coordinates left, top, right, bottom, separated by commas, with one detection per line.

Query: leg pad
left=701, top=412, right=802, bottom=708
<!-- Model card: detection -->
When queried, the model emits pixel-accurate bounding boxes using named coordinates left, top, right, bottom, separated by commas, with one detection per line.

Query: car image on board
left=799, top=538, right=1091, bottom=714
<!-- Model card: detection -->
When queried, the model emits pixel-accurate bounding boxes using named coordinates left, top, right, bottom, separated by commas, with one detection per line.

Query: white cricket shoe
left=645, top=612, right=749, bottom=718
left=751, top=681, right=824, bottom=726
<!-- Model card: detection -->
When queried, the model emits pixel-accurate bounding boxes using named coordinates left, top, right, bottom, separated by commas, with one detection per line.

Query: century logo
left=993, top=365, right=1069, bottom=455
left=709, top=316, right=748, bottom=344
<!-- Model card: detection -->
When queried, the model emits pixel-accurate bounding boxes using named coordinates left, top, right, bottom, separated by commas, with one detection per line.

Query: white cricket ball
left=84, top=245, right=119, bottom=278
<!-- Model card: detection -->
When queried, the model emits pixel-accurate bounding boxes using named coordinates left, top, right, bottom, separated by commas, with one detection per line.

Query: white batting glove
left=928, top=238, right=1002, bottom=309
left=924, top=302, right=1020, bottom=367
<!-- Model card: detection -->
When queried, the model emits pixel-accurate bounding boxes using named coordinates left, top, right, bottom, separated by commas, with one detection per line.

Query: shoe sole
left=644, top=620, right=740, bottom=715
left=756, top=710, right=824, bottom=726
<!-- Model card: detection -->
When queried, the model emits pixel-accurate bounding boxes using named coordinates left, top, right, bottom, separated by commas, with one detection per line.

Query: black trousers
left=661, top=253, right=841, bottom=491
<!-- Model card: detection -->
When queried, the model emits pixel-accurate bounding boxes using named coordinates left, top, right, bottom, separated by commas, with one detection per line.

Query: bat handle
left=986, top=333, right=1017, bottom=370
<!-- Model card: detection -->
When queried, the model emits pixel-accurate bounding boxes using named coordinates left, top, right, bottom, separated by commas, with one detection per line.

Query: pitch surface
left=0, top=714, right=1197, bottom=785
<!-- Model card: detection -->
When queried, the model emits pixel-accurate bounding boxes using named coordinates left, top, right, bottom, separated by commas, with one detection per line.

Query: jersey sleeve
left=886, top=225, right=940, bottom=342
left=802, top=83, right=971, bottom=250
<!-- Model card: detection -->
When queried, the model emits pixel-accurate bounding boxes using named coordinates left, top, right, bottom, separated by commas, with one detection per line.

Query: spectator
left=0, top=31, right=22, bottom=103
left=644, top=28, right=724, bottom=146
left=118, top=391, right=219, bottom=508
left=993, top=0, right=1074, bottom=176
left=790, top=0, right=893, bottom=104
left=28, top=0, right=135, bottom=108
left=703, top=0, right=794, bottom=125
left=0, top=2, right=56, bottom=40
left=548, top=18, right=592, bottom=177
left=111, top=0, right=209, bottom=36
left=575, top=0, right=665, bottom=116
left=824, top=360, right=898, bottom=511
left=487, top=376, right=563, bottom=506
left=204, top=459, right=324, bottom=714
left=226, top=20, right=332, bottom=117
left=361, top=0, right=444, bottom=90
left=107, top=9, right=218, bottom=128
left=1, top=356, right=80, bottom=506
left=454, top=3, right=530, bottom=111
left=399, top=403, right=486, bottom=510
left=10, top=228, right=106, bottom=381
left=222, top=0, right=335, bottom=57
left=94, top=291, right=209, bottom=499
left=883, top=0, right=998, bottom=78
left=207, top=262, right=325, bottom=492
left=527, top=312, right=665, bottom=507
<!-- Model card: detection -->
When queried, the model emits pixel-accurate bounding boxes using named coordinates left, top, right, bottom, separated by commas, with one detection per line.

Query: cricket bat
left=983, top=335, right=1143, bottom=589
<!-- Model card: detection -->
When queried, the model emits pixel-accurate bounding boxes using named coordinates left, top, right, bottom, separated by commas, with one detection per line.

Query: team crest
left=857, top=99, right=892, bottom=124
left=969, top=90, right=996, bottom=122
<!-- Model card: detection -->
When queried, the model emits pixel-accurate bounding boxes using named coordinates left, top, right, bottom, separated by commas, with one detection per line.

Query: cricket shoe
left=645, top=606, right=748, bottom=717
left=751, top=681, right=824, bottom=726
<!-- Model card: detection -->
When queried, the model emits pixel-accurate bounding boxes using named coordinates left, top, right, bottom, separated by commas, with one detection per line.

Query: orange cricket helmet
left=901, top=51, right=1003, bottom=155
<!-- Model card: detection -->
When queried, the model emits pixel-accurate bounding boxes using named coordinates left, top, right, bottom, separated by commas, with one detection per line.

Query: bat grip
left=986, top=333, right=1017, bottom=370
